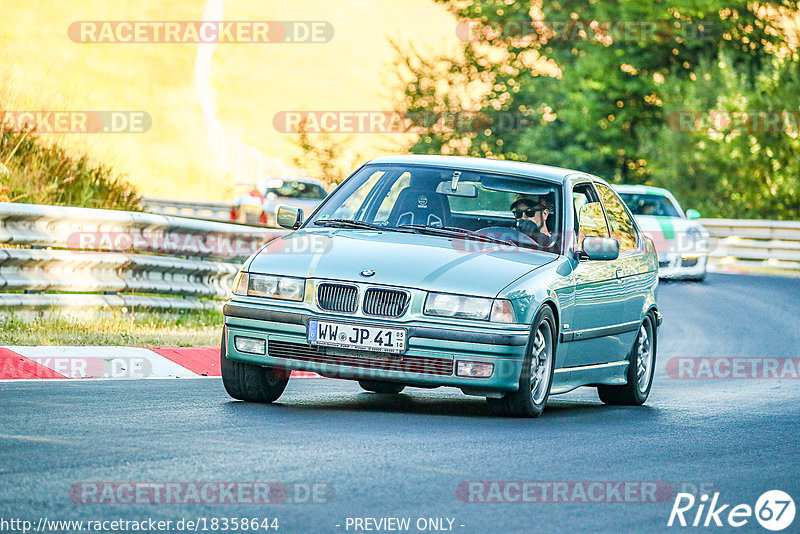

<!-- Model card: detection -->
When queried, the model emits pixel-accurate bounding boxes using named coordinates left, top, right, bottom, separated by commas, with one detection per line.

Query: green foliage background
left=394, top=1, right=800, bottom=219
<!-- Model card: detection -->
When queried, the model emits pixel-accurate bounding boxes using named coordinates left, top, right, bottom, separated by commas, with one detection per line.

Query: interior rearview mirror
left=277, top=205, right=304, bottom=229
left=435, top=181, right=478, bottom=197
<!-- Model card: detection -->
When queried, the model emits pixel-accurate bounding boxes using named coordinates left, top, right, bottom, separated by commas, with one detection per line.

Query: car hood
left=247, top=229, right=557, bottom=297
left=633, top=215, right=708, bottom=254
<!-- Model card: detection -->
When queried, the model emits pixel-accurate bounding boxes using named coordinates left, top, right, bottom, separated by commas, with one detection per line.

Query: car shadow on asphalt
left=221, top=392, right=660, bottom=420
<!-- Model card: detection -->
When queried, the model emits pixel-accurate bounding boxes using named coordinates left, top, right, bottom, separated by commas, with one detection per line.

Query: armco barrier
left=0, top=202, right=282, bottom=256
left=699, top=218, right=800, bottom=271
left=0, top=203, right=287, bottom=310
left=0, top=203, right=797, bottom=311
left=141, top=198, right=233, bottom=223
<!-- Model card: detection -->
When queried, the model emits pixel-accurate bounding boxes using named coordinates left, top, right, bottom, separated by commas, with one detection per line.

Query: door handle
left=616, top=269, right=624, bottom=281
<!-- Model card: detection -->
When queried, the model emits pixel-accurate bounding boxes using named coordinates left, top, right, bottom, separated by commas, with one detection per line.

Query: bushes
left=0, top=125, right=141, bottom=210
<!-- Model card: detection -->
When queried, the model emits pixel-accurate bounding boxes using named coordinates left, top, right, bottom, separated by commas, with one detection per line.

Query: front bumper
left=657, top=253, right=707, bottom=279
left=223, top=300, right=529, bottom=394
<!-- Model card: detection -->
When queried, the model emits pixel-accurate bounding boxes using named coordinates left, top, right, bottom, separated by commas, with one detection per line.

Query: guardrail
left=0, top=203, right=797, bottom=311
left=0, top=203, right=286, bottom=311
left=700, top=218, right=800, bottom=271
left=141, top=198, right=233, bottom=223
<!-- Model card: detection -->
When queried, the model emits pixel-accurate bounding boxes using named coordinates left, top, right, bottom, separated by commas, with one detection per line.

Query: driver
left=511, top=194, right=551, bottom=242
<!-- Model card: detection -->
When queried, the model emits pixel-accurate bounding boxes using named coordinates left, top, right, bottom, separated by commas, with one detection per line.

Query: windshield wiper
left=398, top=224, right=514, bottom=246
left=315, top=219, right=417, bottom=233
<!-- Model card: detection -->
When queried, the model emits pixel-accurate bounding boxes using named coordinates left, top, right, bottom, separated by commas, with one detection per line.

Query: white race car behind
left=614, top=184, right=709, bottom=281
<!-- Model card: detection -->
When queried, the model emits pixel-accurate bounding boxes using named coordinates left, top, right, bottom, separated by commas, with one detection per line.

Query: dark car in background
left=230, top=177, right=328, bottom=226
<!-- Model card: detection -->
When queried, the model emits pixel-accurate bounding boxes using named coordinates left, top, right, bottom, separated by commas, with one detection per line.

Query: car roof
left=612, top=184, right=672, bottom=196
left=366, top=155, right=586, bottom=184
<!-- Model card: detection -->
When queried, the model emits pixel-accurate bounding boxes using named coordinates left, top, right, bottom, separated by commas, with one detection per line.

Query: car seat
left=388, top=173, right=450, bottom=227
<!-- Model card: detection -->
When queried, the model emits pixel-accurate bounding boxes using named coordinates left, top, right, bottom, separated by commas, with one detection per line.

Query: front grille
left=267, top=340, right=453, bottom=376
left=363, top=288, right=408, bottom=317
left=317, top=283, right=358, bottom=313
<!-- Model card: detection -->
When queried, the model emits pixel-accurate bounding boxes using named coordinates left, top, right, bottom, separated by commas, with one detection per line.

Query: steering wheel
left=477, top=226, right=538, bottom=247
left=478, top=226, right=557, bottom=250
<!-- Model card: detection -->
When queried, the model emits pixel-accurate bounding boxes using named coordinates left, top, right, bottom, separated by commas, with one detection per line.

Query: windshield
left=306, top=164, right=562, bottom=252
left=618, top=193, right=682, bottom=218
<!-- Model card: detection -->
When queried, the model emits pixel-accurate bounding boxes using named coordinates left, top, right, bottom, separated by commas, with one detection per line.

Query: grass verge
left=0, top=309, right=223, bottom=346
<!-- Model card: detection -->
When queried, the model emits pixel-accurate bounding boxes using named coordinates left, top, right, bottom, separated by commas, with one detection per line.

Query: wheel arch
left=540, top=298, right=560, bottom=344
left=644, top=304, right=661, bottom=330
left=643, top=305, right=660, bottom=358
left=532, top=299, right=560, bottom=362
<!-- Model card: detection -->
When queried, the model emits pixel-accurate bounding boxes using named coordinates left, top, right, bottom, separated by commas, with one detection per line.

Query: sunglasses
left=513, top=207, right=544, bottom=218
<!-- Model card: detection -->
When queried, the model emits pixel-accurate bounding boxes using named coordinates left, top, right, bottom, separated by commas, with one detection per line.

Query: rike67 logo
left=668, top=490, right=795, bottom=531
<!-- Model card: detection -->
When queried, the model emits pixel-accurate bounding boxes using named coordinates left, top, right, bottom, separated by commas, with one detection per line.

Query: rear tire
left=487, top=307, right=555, bottom=418
left=358, top=380, right=405, bottom=394
left=220, top=333, right=289, bottom=403
left=598, top=315, right=656, bottom=405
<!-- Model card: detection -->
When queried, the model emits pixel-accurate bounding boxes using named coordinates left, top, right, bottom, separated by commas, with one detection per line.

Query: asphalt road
left=1, top=273, right=799, bottom=533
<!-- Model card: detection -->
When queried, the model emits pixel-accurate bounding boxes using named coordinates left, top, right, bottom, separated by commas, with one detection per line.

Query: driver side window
left=572, top=182, right=609, bottom=246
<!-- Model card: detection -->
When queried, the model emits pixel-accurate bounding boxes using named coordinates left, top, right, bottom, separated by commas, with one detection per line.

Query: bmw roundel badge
left=360, top=269, right=376, bottom=277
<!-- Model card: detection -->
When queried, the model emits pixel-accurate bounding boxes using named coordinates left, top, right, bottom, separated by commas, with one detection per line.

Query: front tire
left=487, top=307, right=555, bottom=418
left=598, top=314, right=656, bottom=405
left=220, top=333, right=289, bottom=403
left=358, top=380, right=405, bottom=394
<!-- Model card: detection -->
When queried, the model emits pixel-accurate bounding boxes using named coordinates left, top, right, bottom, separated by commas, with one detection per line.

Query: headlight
left=686, top=227, right=701, bottom=243
left=424, top=292, right=516, bottom=323
left=232, top=272, right=305, bottom=301
left=683, top=227, right=709, bottom=253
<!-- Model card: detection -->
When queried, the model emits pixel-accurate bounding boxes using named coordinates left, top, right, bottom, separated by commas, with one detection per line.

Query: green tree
left=394, top=0, right=799, bottom=218
left=291, top=118, right=361, bottom=187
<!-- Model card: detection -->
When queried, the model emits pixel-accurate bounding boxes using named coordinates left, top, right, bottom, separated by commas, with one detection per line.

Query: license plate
left=307, top=319, right=407, bottom=354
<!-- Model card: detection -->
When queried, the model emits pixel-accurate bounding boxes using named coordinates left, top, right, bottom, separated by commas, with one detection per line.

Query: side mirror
left=277, top=205, right=303, bottom=229
left=685, top=208, right=701, bottom=220
left=581, top=237, right=620, bottom=261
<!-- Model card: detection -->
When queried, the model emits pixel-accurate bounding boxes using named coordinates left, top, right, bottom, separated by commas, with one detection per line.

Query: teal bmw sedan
left=221, top=155, right=661, bottom=417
